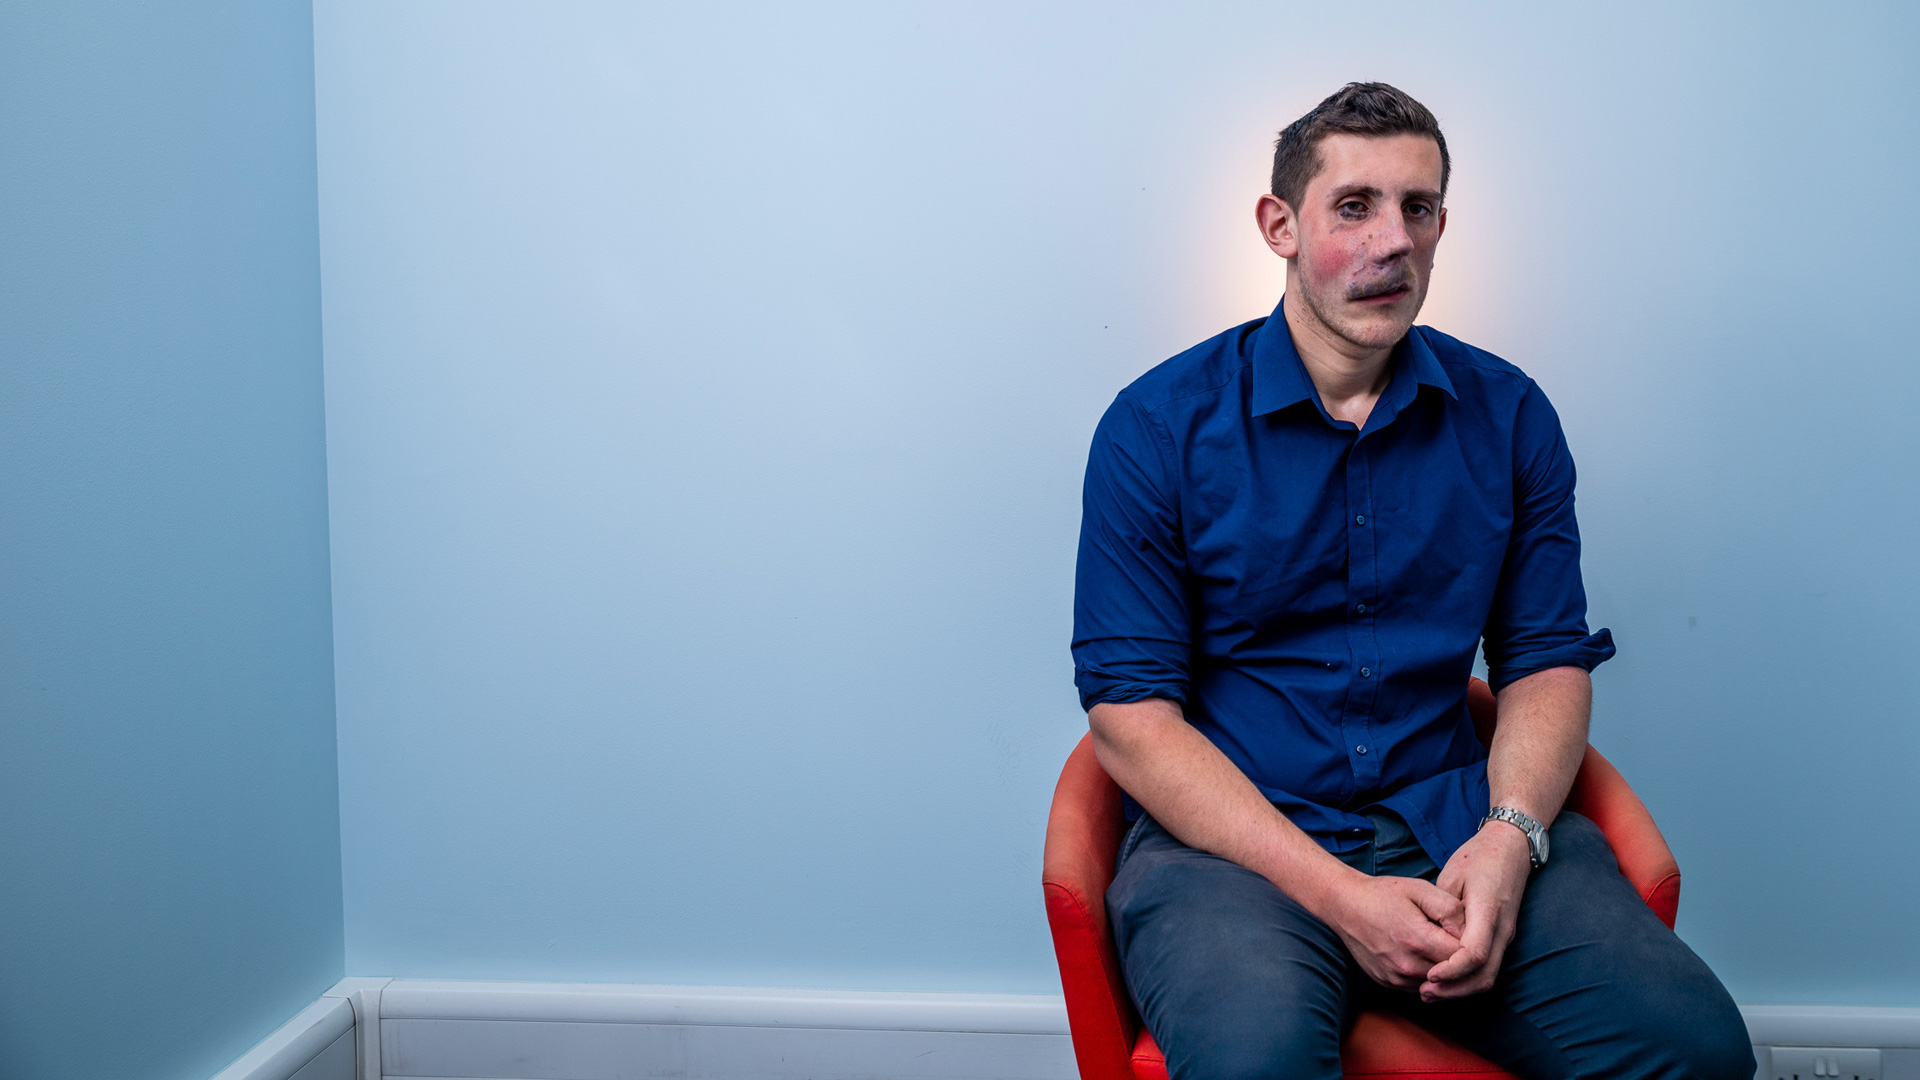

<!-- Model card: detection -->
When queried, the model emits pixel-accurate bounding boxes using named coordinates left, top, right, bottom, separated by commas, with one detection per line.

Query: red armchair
left=1042, top=678, right=1680, bottom=1080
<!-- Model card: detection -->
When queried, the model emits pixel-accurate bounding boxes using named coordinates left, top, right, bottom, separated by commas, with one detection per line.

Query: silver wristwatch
left=1482, top=806, right=1550, bottom=868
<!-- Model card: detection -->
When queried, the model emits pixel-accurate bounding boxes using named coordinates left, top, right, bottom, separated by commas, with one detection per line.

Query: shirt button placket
left=1347, top=444, right=1382, bottom=786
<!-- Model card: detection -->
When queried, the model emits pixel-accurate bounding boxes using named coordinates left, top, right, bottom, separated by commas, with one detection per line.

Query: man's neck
left=1282, top=290, right=1396, bottom=431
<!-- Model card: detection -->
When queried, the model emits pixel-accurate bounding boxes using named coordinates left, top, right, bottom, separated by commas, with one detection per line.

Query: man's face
left=1261, top=132, right=1446, bottom=352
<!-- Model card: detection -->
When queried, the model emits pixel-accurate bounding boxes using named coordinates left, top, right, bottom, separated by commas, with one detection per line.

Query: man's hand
left=1090, top=698, right=1471, bottom=996
left=1324, top=873, right=1466, bottom=992
left=1419, top=820, right=1533, bottom=1001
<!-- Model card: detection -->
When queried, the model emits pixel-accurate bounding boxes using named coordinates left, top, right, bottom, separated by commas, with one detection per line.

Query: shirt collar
left=1250, top=295, right=1457, bottom=419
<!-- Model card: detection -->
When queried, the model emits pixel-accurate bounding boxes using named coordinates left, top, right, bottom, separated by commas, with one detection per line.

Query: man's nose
left=1371, top=210, right=1416, bottom=261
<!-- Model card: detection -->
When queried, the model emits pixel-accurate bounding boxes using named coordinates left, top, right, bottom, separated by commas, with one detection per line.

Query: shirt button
left=1360, top=667, right=1372, bottom=678
left=1356, top=745, right=1369, bottom=755
left=1355, top=603, right=1367, bottom=613
left=1354, top=515, right=1366, bottom=525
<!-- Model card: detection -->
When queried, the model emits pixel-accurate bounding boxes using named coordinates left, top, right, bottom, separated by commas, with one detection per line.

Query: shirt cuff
left=1487, top=627, right=1615, bottom=693
left=1074, top=662, right=1188, bottom=712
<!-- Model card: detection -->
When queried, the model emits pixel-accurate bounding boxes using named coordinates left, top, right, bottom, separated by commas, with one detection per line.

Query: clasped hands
left=1325, top=821, right=1533, bottom=1002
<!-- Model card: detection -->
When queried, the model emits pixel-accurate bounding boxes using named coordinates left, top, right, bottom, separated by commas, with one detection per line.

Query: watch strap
left=1483, top=805, right=1548, bottom=868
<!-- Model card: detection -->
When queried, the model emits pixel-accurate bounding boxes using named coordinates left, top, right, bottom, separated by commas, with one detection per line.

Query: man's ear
left=1255, top=194, right=1299, bottom=260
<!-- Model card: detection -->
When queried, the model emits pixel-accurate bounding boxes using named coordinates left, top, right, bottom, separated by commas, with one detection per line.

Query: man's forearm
left=1093, top=697, right=1477, bottom=992
left=1087, top=698, right=1364, bottom=918
left=1485, top=666, right=1592, bottom=828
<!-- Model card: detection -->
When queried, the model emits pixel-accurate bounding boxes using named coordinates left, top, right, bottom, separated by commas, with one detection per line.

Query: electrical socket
left=1768, top=1046, right=1883, bottom=1080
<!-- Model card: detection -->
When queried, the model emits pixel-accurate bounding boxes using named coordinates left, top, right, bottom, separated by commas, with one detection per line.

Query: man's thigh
left=1396, top=813, right=1755, bottom=1080
left=1106, top=816, right=1361, bottom=1080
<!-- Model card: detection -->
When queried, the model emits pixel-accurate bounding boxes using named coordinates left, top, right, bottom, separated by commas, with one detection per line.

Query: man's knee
left=1667, top=1001, right=1756, bottom=1080
left=1604, top=988, right=1754, bottom=1080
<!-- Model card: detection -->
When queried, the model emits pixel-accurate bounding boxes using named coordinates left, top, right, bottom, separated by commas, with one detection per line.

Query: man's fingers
left=1341, top=876, right=1486, bottom=991
left=1420, top=933, right=1489, bottom=983
left=1421, top=935, right=1502, bottom=999
left=1401, top=911, right=1463, bottom=966
left=1422, top=931, right=1489, bottom=984
left=1424, top=899, right=1497, bottom=984
left=1419, top=971, right=1496, bottom=1001
left=1391, top=882, right=1463, bottom=963
left=1407, top=880, right=1466, bottom=934
left=1474, top=920, right=1516, bottom=990
left=1423, top=942, right=1486, bottom=985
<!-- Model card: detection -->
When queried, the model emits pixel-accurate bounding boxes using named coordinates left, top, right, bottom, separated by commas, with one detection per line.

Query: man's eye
left=1339, top=201, right=1367, bottom=217
left=1405, top=203, right=1432, bottom=217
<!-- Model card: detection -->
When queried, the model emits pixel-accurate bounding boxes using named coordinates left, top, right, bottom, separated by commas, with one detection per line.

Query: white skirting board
left=376, top=981, right=1075, bottom=1080
left=211, top=979, right=1920, bottom=1080
left=208, top=996, right=354, bottom=1080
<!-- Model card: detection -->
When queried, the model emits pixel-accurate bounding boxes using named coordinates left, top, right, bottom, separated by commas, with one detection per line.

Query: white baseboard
left=208, top=996, right=353, bottom=1080
left=377, top=979, right=1071, bottom=1032
left=325, top=977, right=392, bottom=1080
left=1741, top=1005, right=1920, bottom=1049
left=212, top=979, right=1920, bottom=1080
left=376, top=981, right=1075, bottom=1080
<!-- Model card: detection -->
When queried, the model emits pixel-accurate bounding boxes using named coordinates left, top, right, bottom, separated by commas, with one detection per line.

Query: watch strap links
left=1483, top=805, right=1548, bottom=868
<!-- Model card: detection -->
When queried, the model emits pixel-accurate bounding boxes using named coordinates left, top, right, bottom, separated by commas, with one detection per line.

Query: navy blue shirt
left=1072, top=298, right=1614, bottom=867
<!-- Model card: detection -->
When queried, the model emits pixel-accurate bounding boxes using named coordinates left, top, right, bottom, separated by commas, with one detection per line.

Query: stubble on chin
left=1300, top=278, right=1423, bottom=352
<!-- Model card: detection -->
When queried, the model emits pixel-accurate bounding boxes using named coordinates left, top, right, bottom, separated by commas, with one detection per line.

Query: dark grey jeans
left=1106, top=810, right=1753, bottom=1080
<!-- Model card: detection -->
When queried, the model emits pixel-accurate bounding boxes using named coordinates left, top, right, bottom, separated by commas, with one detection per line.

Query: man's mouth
left=1348, top=279, right=1412, bottom=303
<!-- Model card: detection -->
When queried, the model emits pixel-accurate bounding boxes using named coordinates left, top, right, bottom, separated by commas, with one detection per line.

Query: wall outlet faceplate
left=1768, top=1046, right=1883, bottom=1080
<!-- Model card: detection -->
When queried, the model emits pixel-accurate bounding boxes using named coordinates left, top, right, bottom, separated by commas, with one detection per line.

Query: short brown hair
left=1270, top=82, right=1449, bottom=210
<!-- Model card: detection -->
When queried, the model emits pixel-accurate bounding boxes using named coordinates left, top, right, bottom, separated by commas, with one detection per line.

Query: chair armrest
left=1043, top=736, right=1139, bottom=1080
left=1565, top=744, right=1682, bottom=928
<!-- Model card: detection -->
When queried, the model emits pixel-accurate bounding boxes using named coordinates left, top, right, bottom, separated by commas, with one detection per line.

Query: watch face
left=1535, top=827, right=1550, bottom=867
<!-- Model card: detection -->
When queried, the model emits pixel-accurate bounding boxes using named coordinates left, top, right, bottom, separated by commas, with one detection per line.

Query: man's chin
left=1330, top=310, right=1417, bottom=351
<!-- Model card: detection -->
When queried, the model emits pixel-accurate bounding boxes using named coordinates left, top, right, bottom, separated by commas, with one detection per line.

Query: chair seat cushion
left=1129, top=1010, right=1519, bottom=1079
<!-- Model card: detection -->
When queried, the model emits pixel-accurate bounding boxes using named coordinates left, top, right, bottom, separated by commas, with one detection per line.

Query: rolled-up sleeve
left=1072, top=392, right=1192, bottom=710
left=1481, top=383, right=1616, bottom=692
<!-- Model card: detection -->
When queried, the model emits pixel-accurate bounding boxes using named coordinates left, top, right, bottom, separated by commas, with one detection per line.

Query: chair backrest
left=1042, top=678, right=1681, bottom=1080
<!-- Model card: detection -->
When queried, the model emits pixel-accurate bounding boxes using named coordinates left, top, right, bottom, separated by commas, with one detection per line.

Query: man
left=1071, top=83, right=1752, bottom=1080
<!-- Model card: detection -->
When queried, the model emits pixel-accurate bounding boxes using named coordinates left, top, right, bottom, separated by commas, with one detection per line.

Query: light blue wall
left=0, top=4, right=343, bottom=1078
left=314, top=1, right=1920, bottom=1003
